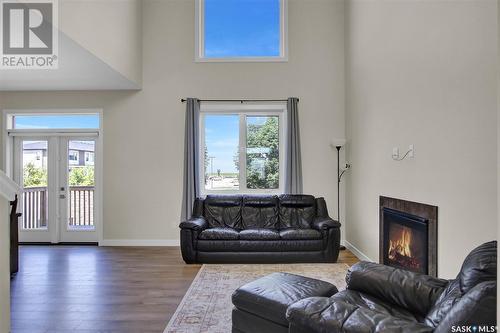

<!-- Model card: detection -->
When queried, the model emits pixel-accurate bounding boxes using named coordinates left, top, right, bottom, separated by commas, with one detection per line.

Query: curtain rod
left=180, top=98, right=297, bottom=103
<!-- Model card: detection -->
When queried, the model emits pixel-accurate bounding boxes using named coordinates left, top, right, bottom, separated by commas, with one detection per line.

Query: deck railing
left=69, top=186, right=94, bottom=227
left=22, top=186, right=48, bottom=229
left=22, top=186, right=94, bottom=229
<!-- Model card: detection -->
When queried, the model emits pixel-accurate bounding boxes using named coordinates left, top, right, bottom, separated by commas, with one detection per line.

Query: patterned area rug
left=164, top=263, right=350, bottom=333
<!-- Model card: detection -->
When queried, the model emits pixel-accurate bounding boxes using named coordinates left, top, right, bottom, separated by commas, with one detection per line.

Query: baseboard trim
left=343, top=240, right=373, bottom=262
left=99, top=239, right=180, bottom=246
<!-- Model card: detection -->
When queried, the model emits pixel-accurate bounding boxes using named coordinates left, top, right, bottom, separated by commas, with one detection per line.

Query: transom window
left=196, top=0, right=288, bottom=62
left=10, top=114, right=100, bottom=129
left=200, top=104, right=286, bottom=195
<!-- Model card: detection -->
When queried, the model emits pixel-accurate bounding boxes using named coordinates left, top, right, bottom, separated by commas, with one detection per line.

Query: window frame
left=195, top=0, right=288, bottom=62
left=85, top=151, right=95, bottom=165
left=199, top=103, right=287, bottom=196
left=68, top=150, right=79, bottom=165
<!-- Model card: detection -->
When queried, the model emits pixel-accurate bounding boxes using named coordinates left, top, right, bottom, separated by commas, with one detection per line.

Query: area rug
left=164, top=263, right=350, bottom=333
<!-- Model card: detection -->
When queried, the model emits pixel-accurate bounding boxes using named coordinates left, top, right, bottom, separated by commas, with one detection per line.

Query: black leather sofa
left=288, top=241, right=497, bottom=332
left=179, top=194, right=341, bottom=264
left=232, top=241, right=497, bottom=333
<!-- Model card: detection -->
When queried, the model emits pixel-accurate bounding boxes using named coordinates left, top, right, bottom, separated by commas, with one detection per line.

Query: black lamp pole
left=336, top=145, right=346, bottom=251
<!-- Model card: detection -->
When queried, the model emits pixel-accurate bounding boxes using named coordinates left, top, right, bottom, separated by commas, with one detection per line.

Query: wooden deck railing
left=22, top=186, right=94, bottom=229
left=22, top=187, right=47, bottom=230
left=69, top=186, right=94, bottom=227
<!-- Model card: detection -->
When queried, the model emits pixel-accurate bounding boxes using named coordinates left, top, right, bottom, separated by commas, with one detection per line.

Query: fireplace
left=383, top=208, right=428, bottom=274
left=380, top=197, right=437, bottom=277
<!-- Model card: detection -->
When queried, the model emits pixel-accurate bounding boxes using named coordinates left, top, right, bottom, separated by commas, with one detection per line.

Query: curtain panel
left=285, top=97, right=303, bottom=194
left=181, top=98, right=200, bottom=221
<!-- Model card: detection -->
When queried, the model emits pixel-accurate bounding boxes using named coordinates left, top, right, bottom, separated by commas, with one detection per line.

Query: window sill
left=195, top=56, right=289, bottom=63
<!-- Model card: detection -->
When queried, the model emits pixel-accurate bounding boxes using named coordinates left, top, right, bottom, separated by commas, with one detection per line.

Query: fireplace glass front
left=382, top=207, right=429, bottom=275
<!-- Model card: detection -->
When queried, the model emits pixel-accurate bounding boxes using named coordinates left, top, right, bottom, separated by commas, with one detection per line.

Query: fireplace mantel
left=379, top=196, right=438, bottom=277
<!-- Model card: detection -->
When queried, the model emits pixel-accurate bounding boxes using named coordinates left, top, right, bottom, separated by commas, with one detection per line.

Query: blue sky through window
left=13, top=115, right=100, bottom=129
left=205, top=115, right=239, bottom=173
left=204, top=0, right=281, bottom=58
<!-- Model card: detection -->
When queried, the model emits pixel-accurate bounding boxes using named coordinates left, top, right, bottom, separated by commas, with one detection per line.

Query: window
left=11, top=114, right=100, bottom=129
left=196, top=0, right=288, bottom=61
left=69, top=150, right=79, bottom=165
left=200, top=104, right=286, bottom=194
left=85, top=152, right=95, bottom=166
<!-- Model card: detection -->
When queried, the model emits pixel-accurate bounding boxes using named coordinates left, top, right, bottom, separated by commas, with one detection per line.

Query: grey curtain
left=285, top=97, right=303, bottom=194
left=181, top=98, right=200, bottom=221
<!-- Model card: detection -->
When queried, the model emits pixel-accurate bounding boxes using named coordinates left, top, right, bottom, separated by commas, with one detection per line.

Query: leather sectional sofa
left=179, top=194, right=341, bottom=264
left=286, top=241, right=497, bottom=332
left=231, top=240, right=497, bottom=333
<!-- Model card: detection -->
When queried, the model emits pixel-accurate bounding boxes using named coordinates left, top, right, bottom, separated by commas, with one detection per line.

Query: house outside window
left=199, top=103, right=286, bottom=195
left=195, top=0, right=288, bottom=62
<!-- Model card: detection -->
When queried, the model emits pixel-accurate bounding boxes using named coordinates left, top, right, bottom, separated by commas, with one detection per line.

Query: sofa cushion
left=424, top=279, right=462, bottom=327
left=197, top=239, right=324, bottom=252
left=458, top=240, right=497, bottom=294
left=204, top=195, right=242, bottom=229
left=241, top=196, right=279, bottom=229
left=330, top=289, right=423, bottom=322
left=432, top=281, right=497, bottom=331
left=240, top=228, right=280, bottom=240
left=286, top=297, right=433, bottom=333
left=278, top=195, right=316, bottom=229
left=199, top=227, right=239, bottom=240
left=280, top=229, right=322, bottom=240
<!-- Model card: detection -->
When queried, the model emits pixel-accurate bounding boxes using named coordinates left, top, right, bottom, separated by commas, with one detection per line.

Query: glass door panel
left=22, top=140, right=49, bottom=230
left=68, top=140, right=95, bottom=230
left=15, top=137, right=54, bottom=243
left=59, top=138, right=97, bottom=242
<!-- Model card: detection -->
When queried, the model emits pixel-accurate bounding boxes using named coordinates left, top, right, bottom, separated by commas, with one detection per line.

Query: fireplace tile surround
left=379, top=196, right=438, bottom=277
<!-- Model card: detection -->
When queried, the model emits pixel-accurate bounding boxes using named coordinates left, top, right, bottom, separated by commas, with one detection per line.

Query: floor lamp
left=332, top=139, right=349, bottom=251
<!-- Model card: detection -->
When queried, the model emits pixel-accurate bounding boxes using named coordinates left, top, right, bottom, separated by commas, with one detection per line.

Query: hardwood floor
left=11, top=246, right=359, bottom=333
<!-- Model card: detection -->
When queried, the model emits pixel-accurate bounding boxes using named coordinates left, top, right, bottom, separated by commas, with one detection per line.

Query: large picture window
left=195, top=0, right=288, bottom=62
left=200, top=104, right=286, bottom=194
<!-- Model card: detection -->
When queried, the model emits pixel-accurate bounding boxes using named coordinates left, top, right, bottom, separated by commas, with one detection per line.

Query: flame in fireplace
left=388, top=227, right=412, bottom=259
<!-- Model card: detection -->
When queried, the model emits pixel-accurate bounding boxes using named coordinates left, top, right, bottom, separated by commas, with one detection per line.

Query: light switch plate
left=392, top=147, right=399, bottom=159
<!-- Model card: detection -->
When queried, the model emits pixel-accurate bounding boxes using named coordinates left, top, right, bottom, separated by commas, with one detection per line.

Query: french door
left=13, top=136, right=98, bottom=243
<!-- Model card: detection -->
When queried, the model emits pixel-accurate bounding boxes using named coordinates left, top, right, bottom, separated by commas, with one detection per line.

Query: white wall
left=0, top=0, right=346, bottom=243
left=0, top=199, right=9, bottom=333
left=346, top=0, right=497, bottom=278
left=60, top=0, right=143, bottom=85
left=0, top=0, right=142, bottom=91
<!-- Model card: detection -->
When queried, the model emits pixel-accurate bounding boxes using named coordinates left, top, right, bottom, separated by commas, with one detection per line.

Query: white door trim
left=2, top=109, right=104, bottom=245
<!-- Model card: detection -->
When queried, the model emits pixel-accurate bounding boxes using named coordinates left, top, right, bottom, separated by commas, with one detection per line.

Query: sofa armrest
left=312, top=217, right=340, bottom=230
left=286, top=297, right=434, bottom=333
left=179, top=217, right=208, bottom=231
left=346, top=261, right=448, bottom=316
left=433, top=281, right=496, bottom=333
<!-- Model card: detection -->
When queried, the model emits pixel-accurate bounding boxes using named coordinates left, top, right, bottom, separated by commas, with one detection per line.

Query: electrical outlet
left=409, top=145, right=414, bottom=158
